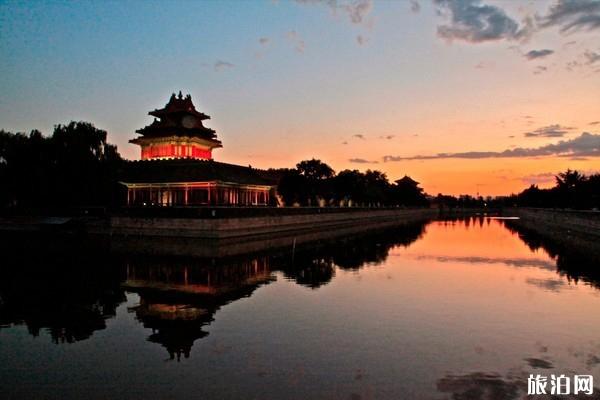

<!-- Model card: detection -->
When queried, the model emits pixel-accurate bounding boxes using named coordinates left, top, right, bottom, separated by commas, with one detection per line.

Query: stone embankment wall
left=509, top=208, right=600, bottom=256
left=109, top=208, right=435, bottom=239
left=109, top=208, right=437, bottom=257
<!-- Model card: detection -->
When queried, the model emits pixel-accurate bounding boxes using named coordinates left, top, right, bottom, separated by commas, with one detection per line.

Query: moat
left=1, top=217, right=599, bottom=399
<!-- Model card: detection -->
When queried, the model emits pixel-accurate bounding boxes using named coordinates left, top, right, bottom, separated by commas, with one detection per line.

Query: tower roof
left=395, top=175, right=419, bottom=186
left=149, top=91, right=210, bottom=121
left=133, top=92, right=219, bottom=142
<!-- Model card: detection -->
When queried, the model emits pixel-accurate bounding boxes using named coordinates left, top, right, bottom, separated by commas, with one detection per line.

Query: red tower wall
left=141, top=144, right=213, bottom=160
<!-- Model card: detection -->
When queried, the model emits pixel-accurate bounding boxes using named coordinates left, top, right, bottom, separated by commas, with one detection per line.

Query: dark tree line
left=433, top=169, right=600, bottom=211
left=269, top=158, right=429, bottom=207
left=0, top=122, right=123, bottom=210
left=509, top=169, right=600, bottom=210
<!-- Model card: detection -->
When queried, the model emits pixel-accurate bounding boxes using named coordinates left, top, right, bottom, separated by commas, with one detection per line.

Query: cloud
left=410, top=0, right=420, bottom=13
left=411, top=254, right=555, bottom=270
left=533, top=65, right=548, bottom=74
left=474, top=61, right=494, bottom=69
left=293, top=0, right=373, bottom=25
left=591, top=121, right=600, bottom=125
left=537, top=0, right=600, bottom=33
left=214, top=60, right=235, bottom=71
left=341, top=0, right=372, bottom=24
left=286, top=30, right=305, bottom=53
left=434, top=0, right=532, bottom=43
left=565, top=49, right=600, bottom=71
left=524, top=124, right=574, bottom=137
left=524, top=49, right=554, bottom=60
left=349, top=158, right=379, bottom=164
left=525, top=278, right=571, bottom=293
left=584, top=50, right=600, bottom=64
left=356, top=34, right=369, bottom=45
left=259, top=37, right=270, bottom=45
left=379, top=135, right=395, bottom=140
left=383, top=132, right=600, bottom=161
left=353, top=134, right=365, bottom=139
left=521, top=172, right=556, bottom=185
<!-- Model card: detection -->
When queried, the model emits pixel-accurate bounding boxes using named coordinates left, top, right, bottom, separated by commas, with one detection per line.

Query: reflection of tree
left=333, top=222, right=427, bottom=270
left=0, top=219, right=429, bottom=356
left=279, top=257, right=335, bottom=289
left=0, top=255, right=125, bottom=343
left=276, top=221, right=428, bottom=278
left=503, top=220, right=600, bottom=290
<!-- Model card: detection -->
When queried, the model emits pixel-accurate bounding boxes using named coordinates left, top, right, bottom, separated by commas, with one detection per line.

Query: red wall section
left=141, top=144, right=212, bottom=160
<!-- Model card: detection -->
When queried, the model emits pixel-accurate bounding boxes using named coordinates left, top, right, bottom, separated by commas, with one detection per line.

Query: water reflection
left=503, top=219, right=600, bottom=290
left=1, top=217, right=599, bottom=362
left=0, top=256, right=125, bottom=343
left=124, top=258, right=273, bottom=360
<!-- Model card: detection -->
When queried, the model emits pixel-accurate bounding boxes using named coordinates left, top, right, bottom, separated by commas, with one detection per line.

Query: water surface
left=1, top=218, right=599, bottom=399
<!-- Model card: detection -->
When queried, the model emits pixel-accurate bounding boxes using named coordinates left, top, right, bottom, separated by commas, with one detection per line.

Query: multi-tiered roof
left=130, top=92, right=222, bottom=160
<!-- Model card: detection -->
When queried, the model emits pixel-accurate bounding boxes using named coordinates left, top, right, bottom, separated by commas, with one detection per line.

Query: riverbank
left=507, top=207, right=600, bottom=258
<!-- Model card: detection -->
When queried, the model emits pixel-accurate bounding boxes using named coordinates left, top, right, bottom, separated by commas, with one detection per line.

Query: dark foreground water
left=1, top=217, right=600, bottom=399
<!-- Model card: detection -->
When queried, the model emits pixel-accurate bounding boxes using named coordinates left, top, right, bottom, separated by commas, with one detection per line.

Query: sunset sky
left=1, top=0, right=599, bottom=196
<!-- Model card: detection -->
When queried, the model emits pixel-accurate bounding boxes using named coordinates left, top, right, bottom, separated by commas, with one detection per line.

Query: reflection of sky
left=1, top=1, right=600, bottom=195
left=1, top=219, right=600, bottom=398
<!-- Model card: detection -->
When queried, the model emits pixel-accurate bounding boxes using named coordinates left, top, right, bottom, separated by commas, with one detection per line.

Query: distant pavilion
left=120, top=92, right=275, bottom=206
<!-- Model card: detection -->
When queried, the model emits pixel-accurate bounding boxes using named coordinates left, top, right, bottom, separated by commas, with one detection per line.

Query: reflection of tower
left=133, top=297, right=210, bottom=361
left=124, top=258, right=273, bottom=360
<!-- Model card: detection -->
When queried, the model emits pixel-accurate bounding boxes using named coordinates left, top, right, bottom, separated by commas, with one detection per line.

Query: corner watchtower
left=130, top=91, right=222, bottom=160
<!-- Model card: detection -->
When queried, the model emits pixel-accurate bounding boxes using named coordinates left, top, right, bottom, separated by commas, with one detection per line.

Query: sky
left=1, top=0, right=599, bottom=196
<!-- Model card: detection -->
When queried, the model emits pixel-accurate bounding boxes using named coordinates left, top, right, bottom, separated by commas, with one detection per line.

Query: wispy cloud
left=259, top=37, right=270, bottom=45
left=286, top=30, right=305, bottom=53
left=526, top=277, right=571, bottom=292
left=524, top=49, right=554, bottom=60
left=590, top=121, right=600, bottom=125
left=565, top=49, right=600, bottom=72
left=434, top=0, right=531, bottom=43
left=341, top=0, right=372, bottom=24
left=353, top=134, right=366, bottom=140
left=349, top=158, right=379, bottom=164
left=524, top=124, right=574, bottom=137
left=379, top=135, right=395, bottom=140
left=383, top=132, right=600, bottom=161
left=533, top=65, right=548, bottom=74
left=214, top=60, right=235, bottom=71
left=584, top=50, right=600, bottom=64
left=521, top=172, right=556, bottom=185
left=410, top=0, right=420, bottom=13
left=293, top=0, right=373, bottom=25
left=474, top=61, right=494, bottom=69
left=537, top=0, right=600, bottom=33
left=356, top=34, right=369, bottom=46
left=410, top=254, right=555, bottom=270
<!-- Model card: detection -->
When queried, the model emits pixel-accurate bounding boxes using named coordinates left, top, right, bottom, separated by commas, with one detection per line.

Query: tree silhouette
left=0, top=122, right=123, bottom=210
left=296, top=158, right=335, bottom=180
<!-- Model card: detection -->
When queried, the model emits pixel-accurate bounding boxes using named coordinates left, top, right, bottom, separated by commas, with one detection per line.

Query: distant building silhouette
left=121, top=93, right=275, bottom=206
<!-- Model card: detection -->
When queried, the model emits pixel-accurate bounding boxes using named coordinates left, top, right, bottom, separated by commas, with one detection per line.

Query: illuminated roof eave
left=118, top=180, right=275, bottom=190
